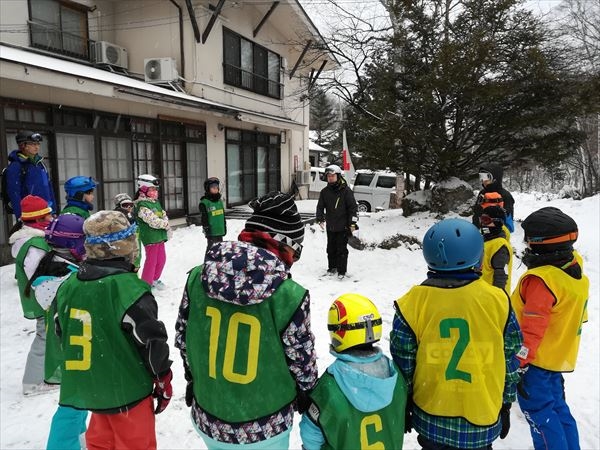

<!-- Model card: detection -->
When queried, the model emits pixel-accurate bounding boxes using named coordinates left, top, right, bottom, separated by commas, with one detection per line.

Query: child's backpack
left=1, top=164, right=27, bottom=214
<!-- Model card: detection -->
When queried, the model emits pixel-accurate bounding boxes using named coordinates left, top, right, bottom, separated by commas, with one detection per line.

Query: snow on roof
left=0, top=45, right=302, bottom=127
left=309, top=141, right=328, bottom=152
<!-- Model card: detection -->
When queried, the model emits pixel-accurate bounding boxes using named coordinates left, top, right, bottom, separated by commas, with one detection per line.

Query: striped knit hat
left=20, top=195, right=52, bottom=221
left=245, top=191, right=305, bottom=260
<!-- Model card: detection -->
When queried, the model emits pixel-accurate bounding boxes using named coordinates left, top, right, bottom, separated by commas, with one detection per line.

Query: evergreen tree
left=309, top=86, right=338, bottom=148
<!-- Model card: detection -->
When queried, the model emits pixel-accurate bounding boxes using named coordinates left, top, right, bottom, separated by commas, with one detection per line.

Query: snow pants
left=196, top=425, right=291, bottom=450
left=23, top=316, right=46, bottom=388
left=326, top=230, right=349, bottom=275
left=517, top=365, right=580, bottom=450
left=141, top=242, right=166, bottom=286
left=47, top=405, right=88, bottom=450
left=85, top=396, right=156, bottom=450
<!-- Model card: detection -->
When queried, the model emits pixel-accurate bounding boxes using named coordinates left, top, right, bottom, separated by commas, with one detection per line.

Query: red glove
left=152, top=369, right=173, bottom=414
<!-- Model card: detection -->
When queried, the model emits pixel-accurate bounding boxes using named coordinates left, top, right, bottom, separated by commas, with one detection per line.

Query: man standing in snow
left=391, top=218, right=522, bottom=450
left=472, top=163, right=515, bottom=233
left=5, top=131, right=55, bottom=219
left=316, top=164, right=358, bottom=279
left=176, top=191, right=317, bottom=449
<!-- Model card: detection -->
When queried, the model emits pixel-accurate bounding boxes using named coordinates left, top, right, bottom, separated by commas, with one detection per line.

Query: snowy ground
left=1, top=192, right=598, bottom=449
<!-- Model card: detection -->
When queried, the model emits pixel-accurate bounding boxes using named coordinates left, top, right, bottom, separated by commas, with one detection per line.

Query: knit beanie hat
left=244, top=191, right=305, bottom=260
left=20, top=195, right=52, bottom=221
left=84, top=210, right=138, bottom=263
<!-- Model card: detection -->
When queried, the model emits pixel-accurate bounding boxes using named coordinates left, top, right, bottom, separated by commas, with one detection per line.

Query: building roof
left=0, top=44, right=305, bottom=129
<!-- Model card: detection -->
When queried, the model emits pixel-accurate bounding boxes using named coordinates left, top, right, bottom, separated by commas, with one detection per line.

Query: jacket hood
left=480, top=163, right=504, bottom=189
left=201, top=240, right=289, bottom=306
left=8, top=226, right=46, bottom=259
left=328, top=348, right=398, bottom=412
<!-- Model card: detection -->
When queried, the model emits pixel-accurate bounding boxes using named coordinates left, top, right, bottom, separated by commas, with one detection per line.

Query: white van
left=308, top=167, right=327, bottom=199
left=351, top=170, right=398, bottom=212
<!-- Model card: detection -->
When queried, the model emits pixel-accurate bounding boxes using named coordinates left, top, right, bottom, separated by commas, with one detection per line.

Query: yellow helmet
left=327, top=293, right=383, bottom=352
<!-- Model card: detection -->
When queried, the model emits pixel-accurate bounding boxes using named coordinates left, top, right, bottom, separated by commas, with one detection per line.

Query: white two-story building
left=0, top=0, right=335, bottom=263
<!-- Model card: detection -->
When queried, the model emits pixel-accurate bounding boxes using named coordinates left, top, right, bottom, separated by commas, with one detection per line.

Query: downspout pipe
left=169, top=0, right=185, bottom=90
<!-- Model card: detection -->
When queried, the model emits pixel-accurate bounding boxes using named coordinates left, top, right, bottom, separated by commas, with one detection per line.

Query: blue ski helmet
left=423, top=218, right=483, bottom=271
left=64, top=176, right=98, bottom=199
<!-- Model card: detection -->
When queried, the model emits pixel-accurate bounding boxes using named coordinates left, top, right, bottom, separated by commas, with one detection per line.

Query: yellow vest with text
left=511, top=264, right=589, bottom=372
left=396, top=279, right=509, bottom=426
left=481, top=237, right=513, bottom=293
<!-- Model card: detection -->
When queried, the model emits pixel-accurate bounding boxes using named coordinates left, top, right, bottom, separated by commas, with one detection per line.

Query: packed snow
left=1, top=192, right=598, bottom=449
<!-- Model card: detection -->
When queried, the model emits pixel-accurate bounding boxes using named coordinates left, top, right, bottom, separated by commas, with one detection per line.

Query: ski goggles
left=479, top=172, right=494, bottom=182
left=120, top=202, right=134, bottom=209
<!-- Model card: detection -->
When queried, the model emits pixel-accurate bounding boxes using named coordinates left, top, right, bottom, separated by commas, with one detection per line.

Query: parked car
left=351, top=170, right=398, bottom=212
left=308, top=167, right=328, bottom=199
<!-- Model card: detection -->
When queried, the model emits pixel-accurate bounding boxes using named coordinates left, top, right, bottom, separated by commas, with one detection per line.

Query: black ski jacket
left=473, top=163, right=515, bottom=226
left=316, top=178, right=358, bottom=232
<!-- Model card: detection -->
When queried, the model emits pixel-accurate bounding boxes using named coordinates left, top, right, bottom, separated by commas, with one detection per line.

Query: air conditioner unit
left=93, top=41, right=128, bottom=69
left=280, top=57, right=287, bottom=70
left=296, top=170, right=311, bottom=185
left=144, top=57, right=179, bottom=83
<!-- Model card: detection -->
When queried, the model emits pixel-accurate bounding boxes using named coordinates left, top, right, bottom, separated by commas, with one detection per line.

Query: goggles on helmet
left=479, top=172, right=493, bottom=182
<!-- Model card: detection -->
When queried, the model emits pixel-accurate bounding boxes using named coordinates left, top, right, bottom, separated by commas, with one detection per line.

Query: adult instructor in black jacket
left=316, top=164, right=358, bottom=279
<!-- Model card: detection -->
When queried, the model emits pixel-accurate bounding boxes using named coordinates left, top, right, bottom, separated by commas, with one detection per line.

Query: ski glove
left=517, top=365, right=529, bottom=400
left=347, top=222, right=359, bottom=237
left=295, top=388, right=311, bottom=414
left=152, top=369, right=173, bottom=414
left=500, top=403, right=511, bottom=439
left=185, top=381, right=194, bottom=407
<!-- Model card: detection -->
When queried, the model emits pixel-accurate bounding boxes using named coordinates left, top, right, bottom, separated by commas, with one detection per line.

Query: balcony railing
left=28, top=20, right=89, bottom=60
left=223, top=63, right=283, bottom=99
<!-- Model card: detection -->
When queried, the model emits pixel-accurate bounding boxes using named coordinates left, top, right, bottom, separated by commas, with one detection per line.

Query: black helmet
left=16, top=131, right=43, bottom=145
left=522, top=207, right=578, bottom=253
left=204, top=177, right=220, bottom=192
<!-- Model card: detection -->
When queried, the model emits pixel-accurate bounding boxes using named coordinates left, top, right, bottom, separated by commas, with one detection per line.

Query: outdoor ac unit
left=144, top=58, right=179, bottom=83
left=280, top=57, right=287, bottom=69
left=93, top=41, right=128, bottom=69
left=296, top=170, right=311, bottom=185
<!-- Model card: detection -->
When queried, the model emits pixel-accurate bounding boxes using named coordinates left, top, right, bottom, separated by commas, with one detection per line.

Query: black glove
left=405, top=396, right=413, bottom=433
left=295, top=388, right=311, bottom=414
left=185, top=381, right=194, bottom=407
left=517, top=365, right=529, bottom=400
left=347, top=222, right=359, bottom=237
left=499, top=403, right=511, bottom=439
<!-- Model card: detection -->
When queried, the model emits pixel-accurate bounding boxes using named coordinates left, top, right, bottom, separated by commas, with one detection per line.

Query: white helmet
left=325, top=164, right=342, bottom=175
left=137, top=174, right=159, bottom=189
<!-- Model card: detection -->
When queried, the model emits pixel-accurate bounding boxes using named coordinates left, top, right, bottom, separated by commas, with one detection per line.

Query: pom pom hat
left=244, top=191, right=305, bottom=260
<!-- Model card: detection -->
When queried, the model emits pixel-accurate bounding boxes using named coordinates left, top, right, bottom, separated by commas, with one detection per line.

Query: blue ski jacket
left=6, top=150, right=55, bottom=218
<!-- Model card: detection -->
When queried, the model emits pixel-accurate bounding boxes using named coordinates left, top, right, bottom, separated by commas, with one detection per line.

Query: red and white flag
left=342, top=129, right=355, bottom=181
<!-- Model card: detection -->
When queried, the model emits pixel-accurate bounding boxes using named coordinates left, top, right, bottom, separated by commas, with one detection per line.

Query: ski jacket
left=56, top=259, right=171, bottom=412
left=199, top=194, right=226, bottom=237
left=175, top=239, right=318, bottom=444
left=300, top=349, right=407, bottom=450
left=10, top=226, right=50, bottom=319
left=472, top=164, right=515, bottom=230
left=511, top=261, right=588, bottom=372
left=135, top=197, right=169, bottom=245
left=481, top=233, right=513, bottom=293
left=6, top=150, right=56, bottom=219
left=61, top=200, right=91, bottom=219
left=316, top=179, right=358, bottom=232
left=390, top=275, right=523, bottom=448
